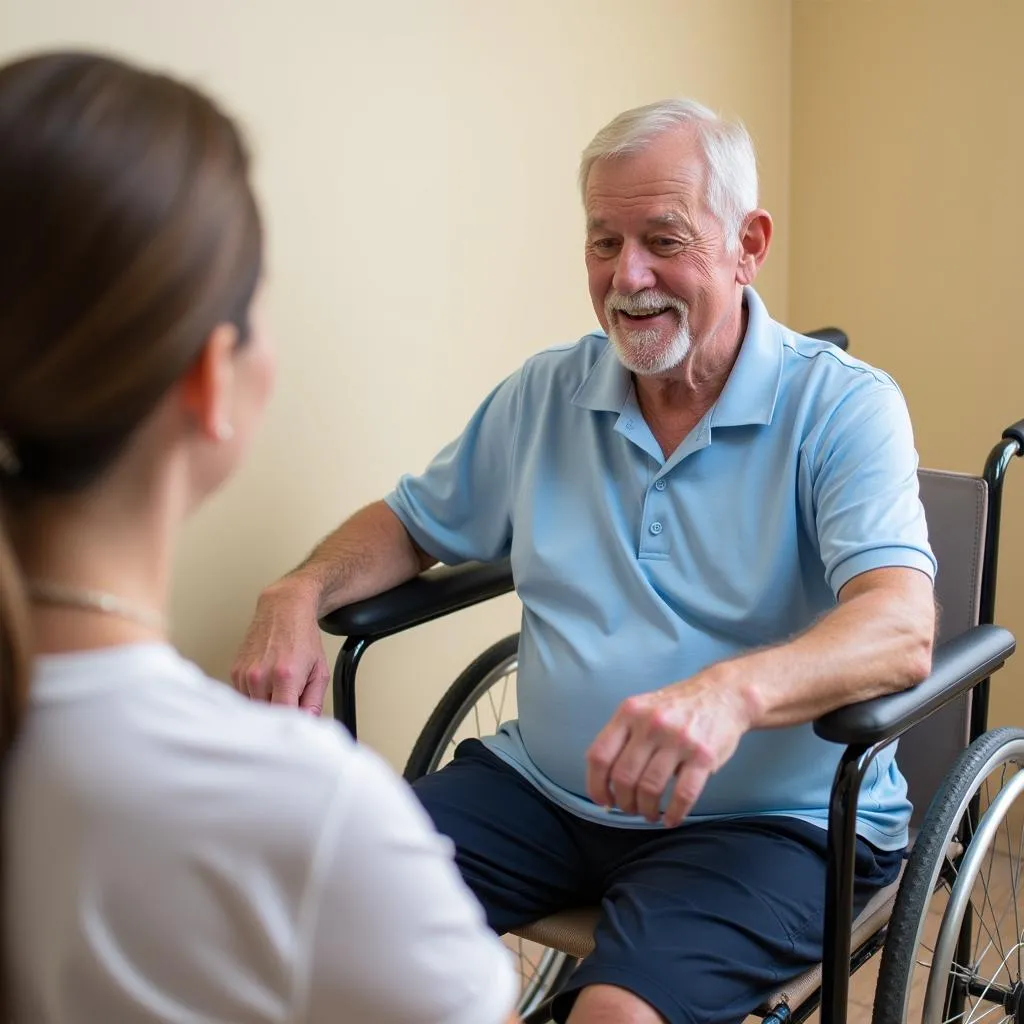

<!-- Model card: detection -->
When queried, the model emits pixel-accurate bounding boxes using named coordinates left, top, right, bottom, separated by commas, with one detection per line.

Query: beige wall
left=789, top=1, right=1024, bottom=745
left=1, top=0, right=793, bottom=769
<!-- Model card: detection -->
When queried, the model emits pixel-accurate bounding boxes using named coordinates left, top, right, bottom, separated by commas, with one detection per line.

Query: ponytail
left=0, top=494, right=30, bottom=745
left=0, top=489, right=30, bottom=1021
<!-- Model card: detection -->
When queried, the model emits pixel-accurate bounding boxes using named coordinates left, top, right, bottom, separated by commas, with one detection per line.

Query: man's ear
left=178, top=323, right=239, bottom=441
left=735, top=209, right=773, bottom=286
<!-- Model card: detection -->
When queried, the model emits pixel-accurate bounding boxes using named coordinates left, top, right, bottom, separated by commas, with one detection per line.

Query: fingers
left=604, top=734, right=660, bottom=817
left=226, top=583, right=331, bottom=709
left=586, top=718, right=630, bottom=807
left=635, top=747, right=684, bottom=822
left=297, top=671, right=330, bottom=717
left=265, top=659, right=311, bottom=706
left=229, top=638, right=321, bottom=704
left=663, top=760, right=712, bottom=828
left=587, top=688, right=726, bottom=826
left=231, top=649, right=299, bottom=703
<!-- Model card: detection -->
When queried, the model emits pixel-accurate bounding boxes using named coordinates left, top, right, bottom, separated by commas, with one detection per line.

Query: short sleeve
left=300, top=746, right=517, bottom=1024
left=385, top=372, right=522, bottom=565
left=805, top=379, right=937, bottom=597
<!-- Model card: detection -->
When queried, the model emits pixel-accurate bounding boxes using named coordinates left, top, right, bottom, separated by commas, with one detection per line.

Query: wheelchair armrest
left=318, top=558, right=515, bottom=639
left=813, top=624, right=1016, bottom=747
left=805, top=326, right=849, bottom=351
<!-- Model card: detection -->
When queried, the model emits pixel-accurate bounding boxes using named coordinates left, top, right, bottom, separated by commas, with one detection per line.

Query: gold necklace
left=27, top=580, right=168, bottom=633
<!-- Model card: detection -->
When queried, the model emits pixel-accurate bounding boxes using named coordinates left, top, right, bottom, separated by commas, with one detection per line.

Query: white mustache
left=605, top=291, right=687, bottom=317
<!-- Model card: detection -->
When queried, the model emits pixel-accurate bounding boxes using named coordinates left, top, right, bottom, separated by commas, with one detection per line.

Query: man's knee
left=566, top=983, right=667, bottom=1024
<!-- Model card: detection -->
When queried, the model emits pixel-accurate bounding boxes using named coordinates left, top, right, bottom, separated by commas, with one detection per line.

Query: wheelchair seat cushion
left=415, top=739, right=902, bottom=1024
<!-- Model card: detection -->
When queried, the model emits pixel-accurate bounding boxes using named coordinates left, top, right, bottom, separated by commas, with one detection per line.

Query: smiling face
left=584, top=126, right=752, bottom=376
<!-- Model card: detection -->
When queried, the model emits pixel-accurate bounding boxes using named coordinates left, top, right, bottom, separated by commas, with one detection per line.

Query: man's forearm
left=711, top=568, right=936, bottom=730
left=267, top=500, right=437, bottom=617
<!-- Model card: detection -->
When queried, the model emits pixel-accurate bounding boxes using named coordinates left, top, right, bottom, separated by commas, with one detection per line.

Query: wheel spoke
left=964, top=940, right=1022, bottom=1022
left=1010, top=813, right=1023, bottom=980
left=976, top=834, right=1006, bottom=967
left=969, top=783, right=993, bottom=964
left=967, top=1006, right=1010, bottom=1024
left=880, top=736, right=1024, bottom=1024
left=497, top=672, right=510, bottom=723
left=943, top=996, right=1006, bottom=1024
left=968, top=887, right=1009, bottom=971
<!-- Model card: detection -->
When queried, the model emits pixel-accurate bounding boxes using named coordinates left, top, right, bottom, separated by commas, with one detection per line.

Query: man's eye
left=593, top=238, right=619, bottom=250
left=652, top=237, right=681, bottom=249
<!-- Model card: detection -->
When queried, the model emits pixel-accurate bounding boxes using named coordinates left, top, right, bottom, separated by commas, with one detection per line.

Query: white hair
left=578, top=98, right=758, bottom=252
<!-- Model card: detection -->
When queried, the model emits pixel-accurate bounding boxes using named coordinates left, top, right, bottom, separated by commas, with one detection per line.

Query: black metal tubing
left=816, top=424, right=1021, bottom=1024
left=320, top=420, right=1022, bottom=1024
left=334, top=636, right=372, bottom=738
left=949, top=428, right=1023, bottom=1020
left=764, top=921, right=888, bottom=1024
left=322, top=562, right=516, bottom=737
left=523, top=999, right=556, bottom=1024
left=975, top=434, right=1022, bottom=735
left=820, top=744, right=877, bottom=1024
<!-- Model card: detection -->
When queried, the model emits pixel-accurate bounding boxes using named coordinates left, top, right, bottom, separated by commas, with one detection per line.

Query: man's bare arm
left=723, top=566, right=936, bottom=728
left=587, top=567, right=936, bottom=826
left=231, top=500, right=437, bottom=710
left=279, top=500, right=437, bottom=617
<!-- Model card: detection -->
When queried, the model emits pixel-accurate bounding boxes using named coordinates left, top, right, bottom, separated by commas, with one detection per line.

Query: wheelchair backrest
left=897, top=469, right=988, bottom=827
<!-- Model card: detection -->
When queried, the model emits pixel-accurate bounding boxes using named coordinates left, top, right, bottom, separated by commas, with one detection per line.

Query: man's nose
left=612, top=241, right=657, bottom=295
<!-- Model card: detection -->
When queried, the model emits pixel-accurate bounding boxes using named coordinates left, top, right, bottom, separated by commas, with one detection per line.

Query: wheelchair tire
left=873, top=726, right=1024, bottom=1024
left=403, top=632, right=520, bottom=782
left=402, top=632, right=577, bottom=1023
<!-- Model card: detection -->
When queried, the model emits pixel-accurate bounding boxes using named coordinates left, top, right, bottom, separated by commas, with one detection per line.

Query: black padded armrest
left=805, top=326, right=849, bottom=351
left=319, top=558, right=515, bottom=638
left=814, top=624, right=1016, bottom=746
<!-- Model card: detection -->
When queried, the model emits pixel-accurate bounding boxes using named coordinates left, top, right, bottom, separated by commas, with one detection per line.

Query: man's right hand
left=231, top=579, right=330, bottom=715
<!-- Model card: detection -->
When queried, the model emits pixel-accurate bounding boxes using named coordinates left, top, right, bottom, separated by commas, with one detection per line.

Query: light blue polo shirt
left=386, top=287, right=935, bottom=851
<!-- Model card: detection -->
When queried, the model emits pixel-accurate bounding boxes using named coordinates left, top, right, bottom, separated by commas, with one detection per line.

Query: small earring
left=214, top=422, right=235, bottom=442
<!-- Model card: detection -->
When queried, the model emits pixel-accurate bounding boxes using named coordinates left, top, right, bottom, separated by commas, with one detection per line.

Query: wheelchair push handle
left=804, top=326, right=849, bottom=351
left=1001, top=419, right=1024, bottom=452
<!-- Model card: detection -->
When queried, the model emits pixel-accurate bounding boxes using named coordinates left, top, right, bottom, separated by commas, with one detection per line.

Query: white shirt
left=4, top=644, right=517, bottom=1024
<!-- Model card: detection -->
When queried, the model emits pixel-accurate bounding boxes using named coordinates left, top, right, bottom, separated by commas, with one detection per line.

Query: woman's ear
left=178, top=323, right=239, bottom=441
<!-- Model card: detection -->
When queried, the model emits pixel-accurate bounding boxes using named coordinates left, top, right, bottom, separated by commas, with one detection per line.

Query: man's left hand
left=585, top=673, right=752, bottom=827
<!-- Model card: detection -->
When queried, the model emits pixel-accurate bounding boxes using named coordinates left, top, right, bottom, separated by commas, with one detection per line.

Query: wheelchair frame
left=322, top=393, right=1023, bottom=1024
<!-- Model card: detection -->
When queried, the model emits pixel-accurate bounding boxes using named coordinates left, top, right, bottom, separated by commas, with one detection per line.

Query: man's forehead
left=585, top=209, right=694, bottom=231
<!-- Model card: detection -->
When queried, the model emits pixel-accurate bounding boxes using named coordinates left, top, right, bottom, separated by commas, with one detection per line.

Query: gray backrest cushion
left=897, top=470, right=988, bottom=827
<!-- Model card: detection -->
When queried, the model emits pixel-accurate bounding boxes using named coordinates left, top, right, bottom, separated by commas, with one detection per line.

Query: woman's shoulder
left=26, top=641, right=377, bottom=827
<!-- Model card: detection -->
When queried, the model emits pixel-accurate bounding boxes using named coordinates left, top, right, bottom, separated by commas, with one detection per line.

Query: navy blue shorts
left=413, top=739, right=903, bottom=1024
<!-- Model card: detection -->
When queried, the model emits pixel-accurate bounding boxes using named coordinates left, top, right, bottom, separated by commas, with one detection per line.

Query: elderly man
left=234, top=99, right=936, bottom=1024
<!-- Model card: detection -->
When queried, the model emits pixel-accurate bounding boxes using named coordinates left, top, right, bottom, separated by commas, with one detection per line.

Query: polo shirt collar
left=571, top=338, right=632, bottom=413
left=571, top=286, right=783, bottom=428
left=711, top=286, right=784, bottom=429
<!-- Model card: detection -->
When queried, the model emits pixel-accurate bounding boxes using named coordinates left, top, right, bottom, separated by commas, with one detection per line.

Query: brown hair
left=0, top=47, right=263, bottom=948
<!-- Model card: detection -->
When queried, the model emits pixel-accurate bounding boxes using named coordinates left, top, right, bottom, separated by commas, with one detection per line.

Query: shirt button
left=624, top=419, right=635, bottom=430
left=649, top=521, right=663, bottom=535
left=654, top=479, right=667, bottom=491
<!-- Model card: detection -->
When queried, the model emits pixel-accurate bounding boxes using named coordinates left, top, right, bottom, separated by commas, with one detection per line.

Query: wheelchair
left=321, top=327, right=1023, bottom=1024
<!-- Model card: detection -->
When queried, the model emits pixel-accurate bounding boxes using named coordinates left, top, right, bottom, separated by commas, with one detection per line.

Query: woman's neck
left=10, top=479, right=178, bottom=655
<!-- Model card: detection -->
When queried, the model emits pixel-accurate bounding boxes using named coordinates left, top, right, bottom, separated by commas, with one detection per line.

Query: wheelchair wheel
left=874, top=726, right=1024, bottom=1024
left=404, top=633, right=577, bottom=1021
